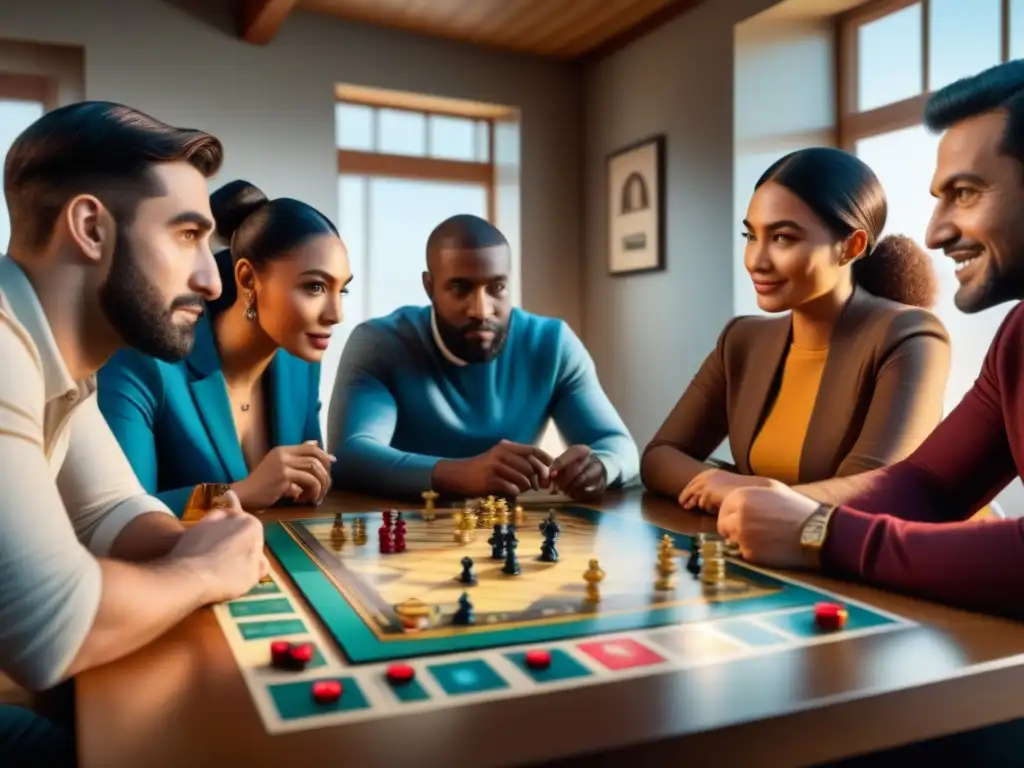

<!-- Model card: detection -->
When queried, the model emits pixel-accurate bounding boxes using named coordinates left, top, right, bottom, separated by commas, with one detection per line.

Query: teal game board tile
left=715, top=619, right=788, bottom=647
left=269, top=677, right=369, bottom=720
left=428, top=659, right=508, bottom=696
left=761, top=604, right=897, bottom=639
left=238, top=619, right=306, bottom=641
left=228, top=597, right=293, bottom=618
left=506, top=649, right=592, bottom=683
left=386, top=674, right=431, bottom=703
left=245, top=580, right=281, bottom=596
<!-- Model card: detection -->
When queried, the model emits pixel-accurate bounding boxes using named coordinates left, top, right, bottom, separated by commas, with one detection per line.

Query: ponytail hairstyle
left=207, top=179, right=339, bottom=312
left=755, top=147, right=938, bottom=308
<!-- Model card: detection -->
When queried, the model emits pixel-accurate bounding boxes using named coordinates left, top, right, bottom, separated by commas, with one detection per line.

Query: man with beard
left=327, top=214, right=638, bottom=501
left=714, top=59, right=1024, bottom=623
left=0, top=102, right=266, bottom=764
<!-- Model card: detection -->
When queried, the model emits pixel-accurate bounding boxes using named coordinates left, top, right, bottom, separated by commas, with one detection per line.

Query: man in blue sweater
left=327, top=214, right=638, bottom=501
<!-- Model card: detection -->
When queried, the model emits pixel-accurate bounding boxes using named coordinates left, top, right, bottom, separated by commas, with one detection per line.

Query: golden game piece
left=701, top=539, right=727, bottom=586
left=421, top=490, right=438, bottom=521
left=329, top=513, right=347, bottom=551
left=457, top=508, right=477, bottom=544
left=182, top=483, right=232, bottom=523
left=583, top=558, right=605, bottom=602
left=495, top=498, right=509, bottom=524
left=394, top=598, right=437, bottom=631
left=654, top=534, right=678, bottom=590
left=352, top=517, right=368, bottom=546
left=479, top=497, right=496, bottom=528
left=513, top=504, right=525, bottom=525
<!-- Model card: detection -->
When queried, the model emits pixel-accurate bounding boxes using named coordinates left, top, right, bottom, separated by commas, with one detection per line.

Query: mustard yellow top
left=747, top=343, right=829, bottom=485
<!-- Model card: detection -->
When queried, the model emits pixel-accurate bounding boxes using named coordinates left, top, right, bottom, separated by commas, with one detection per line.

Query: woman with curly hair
left=642, top=147, right=951, bottom=513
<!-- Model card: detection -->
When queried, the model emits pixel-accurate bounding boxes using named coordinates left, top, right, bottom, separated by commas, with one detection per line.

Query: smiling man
left=714, top=60, right=1024, bottom=621
left=327, top=214, right=638, bottom=501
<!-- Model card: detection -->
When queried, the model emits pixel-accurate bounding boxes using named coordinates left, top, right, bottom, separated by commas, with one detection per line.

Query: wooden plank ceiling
left=239, top=0, right=709, bottom=59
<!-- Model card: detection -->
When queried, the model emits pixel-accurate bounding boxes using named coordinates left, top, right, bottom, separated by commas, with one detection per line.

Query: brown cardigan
left=641, top=286, right=951, bottom=499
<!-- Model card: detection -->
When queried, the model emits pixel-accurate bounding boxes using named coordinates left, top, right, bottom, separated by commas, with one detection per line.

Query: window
left=839, top=0, right=1017, bottom=417
left=0, top=75, right=52, bottom=251
left=320, top=87, right=518, bottom=418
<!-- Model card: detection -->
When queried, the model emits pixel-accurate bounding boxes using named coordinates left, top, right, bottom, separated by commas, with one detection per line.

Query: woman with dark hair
left=97, top=180, right=353, bottom=515
left=641, top=147, right=951, bottom=512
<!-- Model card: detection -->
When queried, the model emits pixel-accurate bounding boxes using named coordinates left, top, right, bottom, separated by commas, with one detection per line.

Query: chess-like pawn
left=538, top=511, right=560, bottom=562
left=330, top=512, right=347, bottom=551
left=513, top=504, right=525, bottom=525
left=394, top=512, right=407, bottom=553
left=458, top=556, right=477, bottom=585
left=654, top=534, right=678, bottom=590
left=378, top=523, right=394, bottom=554
left=421, top=490, right=438, bottom=521
left=502, top=525, right=521, bottom=575
left=583, top=558, right=605, bottom=602
left=452, top=591, right=474, bottom=625
left=686, top=535, right=703, bottom=576
left=488, top=524, right=505, bottom=559
left=353, top=518, right=368, bottom=546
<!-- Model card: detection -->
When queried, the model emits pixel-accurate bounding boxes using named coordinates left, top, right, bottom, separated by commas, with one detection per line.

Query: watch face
left=801, top=512, right=826, bottom=546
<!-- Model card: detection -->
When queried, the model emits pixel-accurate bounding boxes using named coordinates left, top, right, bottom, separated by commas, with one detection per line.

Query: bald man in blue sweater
left=327, top=214, right=639, bottom=501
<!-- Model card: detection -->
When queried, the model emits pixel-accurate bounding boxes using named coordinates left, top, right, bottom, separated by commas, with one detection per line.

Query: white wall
left=733, top=13, right=837, bottom=319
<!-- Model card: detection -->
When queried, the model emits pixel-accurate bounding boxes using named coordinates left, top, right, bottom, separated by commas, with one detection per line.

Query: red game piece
left=814, top=601, right=848, bottom=631
left=386, top=663, right=415, bottom=685
left=525, top=650, right=552, bottom=670
left=379, top=524, right=394, bottom=554
left=311, top=679, right=343, bottom=704
left=288, top=642, right=314, bottom=669
left=270, top=640, right=292, bottom=668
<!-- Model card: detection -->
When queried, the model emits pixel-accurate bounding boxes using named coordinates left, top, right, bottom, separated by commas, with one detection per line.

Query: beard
left=435, top=311, right=509, bottom=363
left=98, top=228, right=206, bottom=362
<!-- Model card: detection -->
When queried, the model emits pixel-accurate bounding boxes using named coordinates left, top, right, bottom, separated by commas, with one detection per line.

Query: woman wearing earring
left=641, top=147, right=951, bottom=512
left=97, top=180, right=353, bottom=515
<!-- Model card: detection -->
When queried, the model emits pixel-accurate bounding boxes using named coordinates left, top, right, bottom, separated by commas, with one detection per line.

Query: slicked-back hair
left=924, top=59, right=1024, bottom=164
left=4, top=101, right=223, bottom=250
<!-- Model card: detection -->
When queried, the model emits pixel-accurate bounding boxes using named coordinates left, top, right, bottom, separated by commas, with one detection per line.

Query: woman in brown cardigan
left=642, top=148, right=950, bottom=512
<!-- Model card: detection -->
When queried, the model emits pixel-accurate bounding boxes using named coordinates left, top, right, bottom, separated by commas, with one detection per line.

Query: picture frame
left=606, top=134, right=666, bottom=276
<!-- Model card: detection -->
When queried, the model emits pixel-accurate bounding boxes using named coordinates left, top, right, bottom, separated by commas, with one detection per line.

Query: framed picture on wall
left=606, top=134, right=665, bottom=276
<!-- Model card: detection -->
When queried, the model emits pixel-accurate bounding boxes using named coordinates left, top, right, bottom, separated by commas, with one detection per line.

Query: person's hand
left=550, top=445, right=607, bottom=500
left=717, top=482, right=821, bottom=568
left=433, top=440, right=553, bottom=497
left=232, top=442, right=335, bottom=511
left=168, top=490, right=267, bottom=603
left=679, top=469, right=773, bottom=513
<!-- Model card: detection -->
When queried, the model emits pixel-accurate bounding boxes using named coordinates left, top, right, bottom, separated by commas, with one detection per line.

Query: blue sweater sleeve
left=549, top=324, right=640, bottom=488
left=95, top=351, right=193, bottom=517
left=327, top=325, right=443, bottom=498
left=303, top=361, right=325, bottom=446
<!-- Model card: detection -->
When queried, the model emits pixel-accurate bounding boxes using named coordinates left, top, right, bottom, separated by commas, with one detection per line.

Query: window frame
left=336, top=98, right=498, bottom=221
left=0, top=72, right=58, bottom=110
left=837, top=0, right=1013, bottom=150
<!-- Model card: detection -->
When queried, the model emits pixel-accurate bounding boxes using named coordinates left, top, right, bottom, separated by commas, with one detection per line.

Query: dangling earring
left=244, top=291, right=257, bottom=321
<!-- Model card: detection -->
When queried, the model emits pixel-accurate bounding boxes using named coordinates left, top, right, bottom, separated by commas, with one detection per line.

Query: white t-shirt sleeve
left=57, top=393, right=174, bottom=557
left=0, top=323, right=101, bottom=690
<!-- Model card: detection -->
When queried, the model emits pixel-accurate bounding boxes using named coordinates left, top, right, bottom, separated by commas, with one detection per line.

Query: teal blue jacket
left=96, top=314, right=323, bottom=516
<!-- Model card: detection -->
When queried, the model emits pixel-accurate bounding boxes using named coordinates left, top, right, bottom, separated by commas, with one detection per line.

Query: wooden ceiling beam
left=239, top=0, right=300, bottom=45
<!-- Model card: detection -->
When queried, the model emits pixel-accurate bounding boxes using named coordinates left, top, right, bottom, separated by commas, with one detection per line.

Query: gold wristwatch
left=799, top=502, right=837, bottom=569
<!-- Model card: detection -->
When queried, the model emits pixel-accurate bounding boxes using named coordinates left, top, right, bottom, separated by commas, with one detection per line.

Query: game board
left=213, top=504, right=915, bottom=735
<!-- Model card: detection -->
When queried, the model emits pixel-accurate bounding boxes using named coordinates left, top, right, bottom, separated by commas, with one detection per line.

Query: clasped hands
left=464, top=440, right=607, bottom=501
left=680, top=469, right=823, bottom=569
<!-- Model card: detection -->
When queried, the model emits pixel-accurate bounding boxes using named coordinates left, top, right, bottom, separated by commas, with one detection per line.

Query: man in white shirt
left=0, top=102, right=267, bottom=765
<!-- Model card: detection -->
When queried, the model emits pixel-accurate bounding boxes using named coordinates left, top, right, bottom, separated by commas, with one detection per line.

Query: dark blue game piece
left=687, top=535, right=703, bottom=576
left=502, top=525, right=521, bottom=575
left=452, top=591, right=474, bottom=625
left=489, top=524, right=505, bottom=559
left=538, top=511, right=560, bottom=562
left=458, top=556, right=477, bottom=585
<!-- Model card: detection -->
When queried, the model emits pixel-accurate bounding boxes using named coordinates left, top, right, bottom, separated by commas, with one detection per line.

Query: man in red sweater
left=718, top=59, right=1024, bottom=619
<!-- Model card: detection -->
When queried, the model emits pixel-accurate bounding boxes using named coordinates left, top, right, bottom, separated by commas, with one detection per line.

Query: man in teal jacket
left=327, top=214, right=638, bottom=501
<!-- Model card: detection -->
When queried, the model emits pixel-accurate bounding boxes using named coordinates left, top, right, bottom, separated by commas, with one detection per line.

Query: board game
left=213, top=500, right=915, bottom=735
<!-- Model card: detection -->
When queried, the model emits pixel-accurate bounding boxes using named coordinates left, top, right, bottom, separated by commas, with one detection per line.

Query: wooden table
left=77, top=490, right=1024, bottom=767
